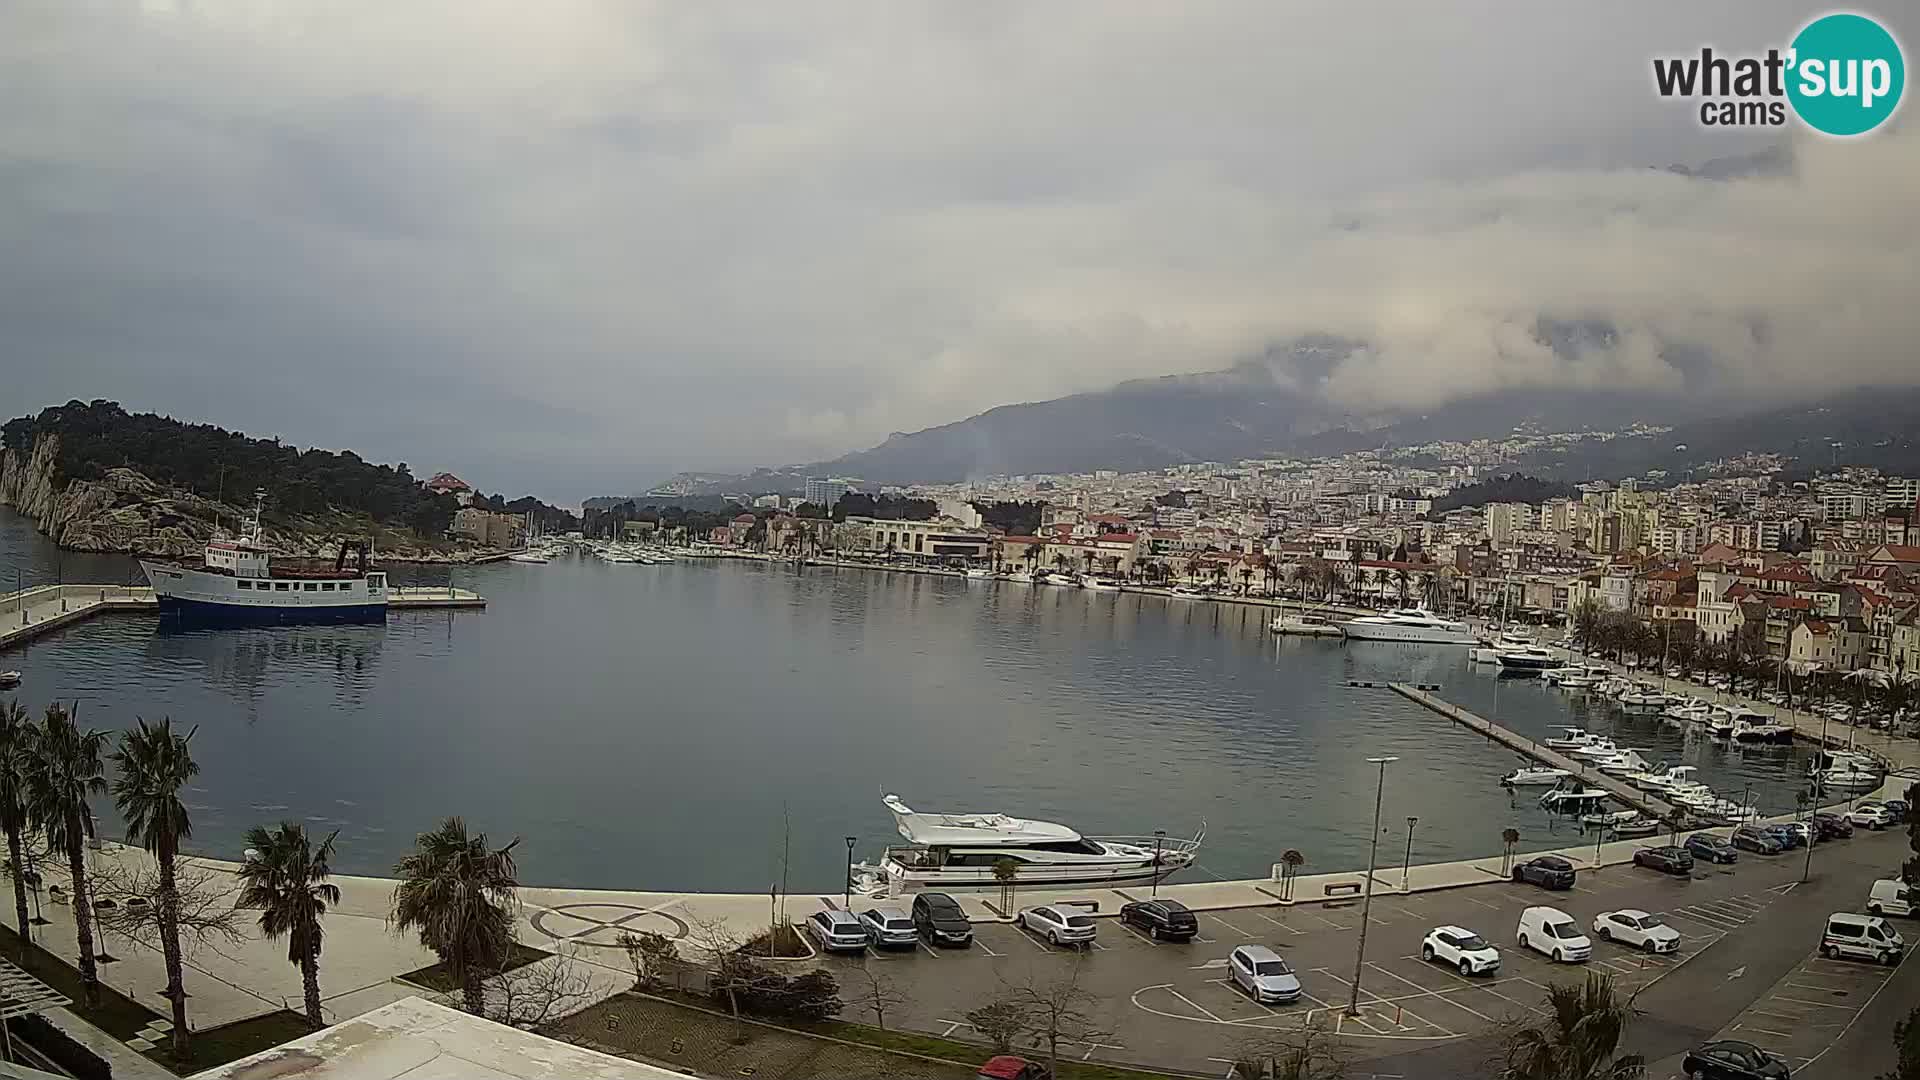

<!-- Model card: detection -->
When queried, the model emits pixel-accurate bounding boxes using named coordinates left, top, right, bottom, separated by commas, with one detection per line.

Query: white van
left=1822, top=913, right=1905, bottom=964
left=1517, top=906, right=1591, bottom=963
left=1868, top=880, right=1915, bottom=918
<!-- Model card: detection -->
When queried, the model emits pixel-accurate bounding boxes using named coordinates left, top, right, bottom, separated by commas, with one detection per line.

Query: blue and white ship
left=140, top=494, right=388, bottom=623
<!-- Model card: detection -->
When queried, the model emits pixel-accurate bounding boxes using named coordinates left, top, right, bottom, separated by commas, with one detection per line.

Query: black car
left=1762, top=823, right=1804, bottom=850
left=1683, top=834, right=1739, bottom=864
left=1731, top=825, right=1784, bottom=855
left=1118, top=899, right=1200, bottom=942
left=912, top=893, right=973, bottom=947
left=1884, top=798, right=1911, bottom=822
left=1682, top=1038, right=1792, bottom=1078
left=1632, top=846, right=1695, bottom=876
left=1512, top=855, right=1577, bottom=889
left=1809, top=811, right=1854, bottom=840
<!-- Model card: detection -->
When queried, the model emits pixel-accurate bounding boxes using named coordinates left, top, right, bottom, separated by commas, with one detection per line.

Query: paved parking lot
left=808, top=848, right=1826, bottom=1074
left=1667, top=940, right=1910, bottom=1077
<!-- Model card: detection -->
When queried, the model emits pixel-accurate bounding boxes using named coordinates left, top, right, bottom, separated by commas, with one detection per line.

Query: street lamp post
left=843, top=836, right=858, bottom=910
left=1401, top=817, right=1417, bottom=892
left=1152, top=830, right=1166, bottom=897
left=1348, top=756, right=1398, bottom=1017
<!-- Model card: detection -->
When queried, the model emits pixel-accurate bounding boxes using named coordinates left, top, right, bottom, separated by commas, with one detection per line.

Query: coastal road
left=809, top=826, right=1911, bottom=1077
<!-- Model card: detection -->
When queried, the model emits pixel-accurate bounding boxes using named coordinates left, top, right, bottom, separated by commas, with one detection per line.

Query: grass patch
left=0, top=916, right=164, bottom=1040
left=398, top=942, right=550, bottom=993
left=739, top=923, right=811, bottom=959
left=142, top=1010, right=314, bottom=1074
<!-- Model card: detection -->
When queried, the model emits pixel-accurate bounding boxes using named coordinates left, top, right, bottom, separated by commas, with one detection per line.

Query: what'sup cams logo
left=1653, top=11, right=1904, bottom=135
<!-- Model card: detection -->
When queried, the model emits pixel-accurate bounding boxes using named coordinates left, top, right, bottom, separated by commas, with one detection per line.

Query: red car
left=979, top=1056, right=1051, bottom=1080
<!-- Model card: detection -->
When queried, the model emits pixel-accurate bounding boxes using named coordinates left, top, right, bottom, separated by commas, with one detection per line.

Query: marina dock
left=1389, top=681, right=1681, bottom=821
left=1, top=582, right=484, bottom=652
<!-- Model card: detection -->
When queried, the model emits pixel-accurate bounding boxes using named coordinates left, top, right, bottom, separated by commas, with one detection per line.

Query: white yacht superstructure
left=850, top=795, right=1203, bottom=896
left=1338, top=608, right=1478, bottom=645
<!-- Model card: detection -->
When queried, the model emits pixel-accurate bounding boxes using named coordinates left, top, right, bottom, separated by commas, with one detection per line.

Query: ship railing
left=1092, top=827, right=1206, bottom=859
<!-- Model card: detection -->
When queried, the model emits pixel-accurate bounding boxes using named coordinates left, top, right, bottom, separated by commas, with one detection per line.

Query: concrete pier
left=1389, top=681, right=1681, bottom=820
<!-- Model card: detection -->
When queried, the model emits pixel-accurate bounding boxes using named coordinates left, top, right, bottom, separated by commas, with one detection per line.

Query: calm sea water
left=0, top=508, right=1816, bottom=893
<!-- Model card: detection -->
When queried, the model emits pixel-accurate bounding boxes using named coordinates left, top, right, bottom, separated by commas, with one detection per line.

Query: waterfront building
left=803, top=476, right=857, bottom=509
left=451, top=507, right=526, bottom=547
left=848, top=515, right=993, bottom=560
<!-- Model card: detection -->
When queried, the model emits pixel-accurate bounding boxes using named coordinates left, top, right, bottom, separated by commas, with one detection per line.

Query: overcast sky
left=4, top=2, right=1915, bottom=501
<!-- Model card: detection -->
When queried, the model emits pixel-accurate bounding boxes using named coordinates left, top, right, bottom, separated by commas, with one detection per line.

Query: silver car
left=1228, top=945, right=1301, bottom=1004
left=804, top=909, right=870, bottom=952
left=854, top=905, right=918, bottom=949
left=1017, top=905, right=1097, bottom=947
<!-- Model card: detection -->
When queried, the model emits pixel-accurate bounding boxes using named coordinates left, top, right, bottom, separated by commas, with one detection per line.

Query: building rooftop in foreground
left=191, top=997, right=684, bottom=1080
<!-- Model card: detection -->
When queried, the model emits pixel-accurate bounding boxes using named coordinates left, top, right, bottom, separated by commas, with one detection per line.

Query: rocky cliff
left=0, top=434, right=466, bottom=561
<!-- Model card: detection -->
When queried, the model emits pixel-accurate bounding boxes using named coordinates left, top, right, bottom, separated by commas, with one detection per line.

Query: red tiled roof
left=731, top=514, right=756, bottom=524
left=1097, top=533, right=1140, bottom=544
left=1876, top=545, right=1920, bottom=562
left=1802, top=618, right=1832, bottom=635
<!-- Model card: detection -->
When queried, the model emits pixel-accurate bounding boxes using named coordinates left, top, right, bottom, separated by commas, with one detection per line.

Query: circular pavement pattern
left=529, top=903, right=691, bottom=949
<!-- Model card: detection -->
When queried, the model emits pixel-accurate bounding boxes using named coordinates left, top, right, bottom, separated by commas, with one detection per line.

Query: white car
left=1420, top=925, right=1501, bottom=975
left=1846, top=804, right=1897, bottom=830
left=1592, top=909, right=1680, bottom=954
left=1517, top=906, right=1591, bottom=963
left=1017, top=905, right=1096, bottom=948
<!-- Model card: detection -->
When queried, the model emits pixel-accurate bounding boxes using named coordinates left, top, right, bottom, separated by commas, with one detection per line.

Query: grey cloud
left=1, top=1, right=1913, bottom=500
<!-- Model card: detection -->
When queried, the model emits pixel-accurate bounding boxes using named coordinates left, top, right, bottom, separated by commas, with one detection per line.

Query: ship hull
left=142, top=561, right=388, bottom=625
left=1340, top=623, right=1478, bottom=645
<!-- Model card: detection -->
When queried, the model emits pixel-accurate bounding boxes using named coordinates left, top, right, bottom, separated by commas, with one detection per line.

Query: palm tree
left=236, top=823, right=340, bottom=1029
left=110, top=717, right=199, bottom=1058
left=0, top=700, right=34, bottom=960
left=24, top=703, right=109, bottom=1008
left=1394, top=567, right=1412, bottom=606
left=390, top=817, right=520, bottom=1015
left=1501, top=828, right=1522, bottom=875
left=1501, top=972, right=1646, bottom=1079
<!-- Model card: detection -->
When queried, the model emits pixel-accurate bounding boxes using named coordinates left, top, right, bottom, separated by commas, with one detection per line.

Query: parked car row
left=811, top=894, right=1205, bottom=954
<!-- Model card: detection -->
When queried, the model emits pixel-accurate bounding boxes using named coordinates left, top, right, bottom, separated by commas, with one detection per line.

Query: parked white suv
left=1592, top=909, right=1680, bottom=954
left=1420, top=925, right=1500, bottom=975
left=1518, top=906, right=1591, bottom=963
left=1846, top=804, right=1897, bottom=830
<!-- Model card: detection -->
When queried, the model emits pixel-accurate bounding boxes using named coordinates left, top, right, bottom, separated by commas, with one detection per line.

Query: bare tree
left=616, top=930, right=681, bottom=992
left=963, top=1000, right=1026, bottom=1054
left=687, top=916, right=755, bottom=1042
left=91, top=856, right=246, bottom=962
left=846, top=958, right=908, bottom=1031
left=484, top=952, right=597, bottom=1029
left=985, top=959, right=1115, bottom=1076
left=1231, top=1019, right=1350, bottom=1079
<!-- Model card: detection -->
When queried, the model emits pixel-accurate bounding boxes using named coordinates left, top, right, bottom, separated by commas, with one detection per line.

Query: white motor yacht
left=1501, top=765, right=1572, bottom=787
left=1271, top=612, right=1341, bottom=636
left=1616, top=685, right=1668, bottom=710
left=1635, top=765, right=1701, bottom=796
left=1495, top=644, right=1562, bottom=673
left=1546, top=727, right=1595, bottom=751
left=1810, top=750, right=1884, bottom=791
left=1565, top=737, right=1621, bottom=760
left=849, top=795, right=1203, bottom=896
left=1595, top=749, right=1656, bottom=777
left=1704, top=706, right=1767, bottom=738
left=1338, top=608, right=1478, bottom=645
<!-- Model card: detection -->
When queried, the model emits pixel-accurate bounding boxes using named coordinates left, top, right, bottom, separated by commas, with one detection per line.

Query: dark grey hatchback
left=1512, top=855, right=1577, bottom=889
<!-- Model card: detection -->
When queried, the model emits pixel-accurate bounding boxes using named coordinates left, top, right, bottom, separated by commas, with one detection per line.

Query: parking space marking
left=1118, top=923, right=1162, bottom=946
left=1365, top=962, right=1499, bottom=1024
left=1734, top=1023, right=1796, bottom=1039
left=918, top=940, right=941, bottom=958
left=1770, top=995, right=1858, bottom=1010
left=1303, top=911, right=1351, bottom=931
left=1666, top=908, right=1743, bottom=932
left=1205, top=979, right=1281, bottom=1017
left=1460, top=893, right=1502, bottom=910
left=1210, top=915, right=1258, bottom=939
left=1246, top=910, right=1306, bottom=936
left=1310, top=967, right=1451, bottom=1036
left=974, top=939, right=1002, bottom=957
left=1165, top=986, right=1227, bottom=1023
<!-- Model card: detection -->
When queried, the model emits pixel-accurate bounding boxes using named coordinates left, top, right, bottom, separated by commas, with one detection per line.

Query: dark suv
left=1810, top=812, right=1854, bottom=840
left=1731, top=825, right=1784, bottom=855
left=1632, top=846, right=1694, bottom=876
left=1119, top=898, right=1200, bottom=942
left=1512, top=855, right=1577, bottom=889
left=912, top=893, right=973, bottom=947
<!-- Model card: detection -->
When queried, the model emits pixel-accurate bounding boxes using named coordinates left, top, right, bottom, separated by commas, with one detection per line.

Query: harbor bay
left=1, top=507, right=1818, bottom=895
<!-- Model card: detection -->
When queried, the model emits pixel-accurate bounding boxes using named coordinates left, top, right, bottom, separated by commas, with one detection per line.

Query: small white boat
left=1811, top=750, right=1884, bottom=791
left=1565, top=738, right=1621, bottom=760
left=1169, top=586, right=1204, bottom=598
left=0, top=671, right=19, bottom=689
left=1580, top=808, right=1642, bottom=828
left=507, top=551, right=550, bottom=564
left=1617, top=685, right=1668, bottom=709
left=1545, top=727, right=1595, bottom=751
left=965, top=568, right=995, bottom=579
left=1730, top=719, right=1795, bottom=744
left=1082, top=577, right=1122, bottom=592
left=1664, top=699, right=1713, bottom=724
left=1636, top=765, right=1701, bottom=796
left=1540, top=788, right=1610, bottom=813
left=1474, top=631, right=1534, bottom=665
left=1595, top=750, right=1656, bottom=777
left=1270, top=612, right=1341, bottom=637
left=1501, top=765, right=1572, bottom=787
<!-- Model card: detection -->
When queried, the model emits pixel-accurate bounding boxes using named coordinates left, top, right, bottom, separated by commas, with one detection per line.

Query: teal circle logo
left=1787, top=13, right=1905, bottom=136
